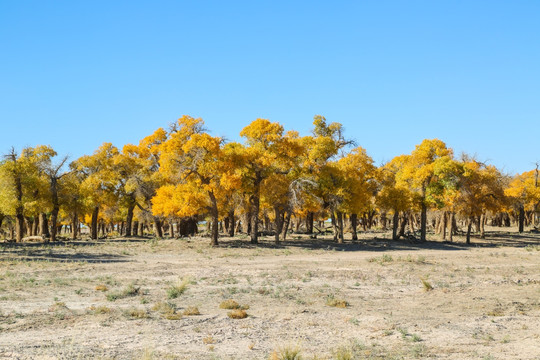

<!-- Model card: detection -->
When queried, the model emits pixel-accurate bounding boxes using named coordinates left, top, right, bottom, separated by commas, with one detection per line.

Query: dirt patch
left=0, top=229, right=539, bottom=359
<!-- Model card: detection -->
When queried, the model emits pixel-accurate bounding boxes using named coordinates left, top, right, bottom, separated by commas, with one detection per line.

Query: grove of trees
left=1, top=116, right=539, bottom=246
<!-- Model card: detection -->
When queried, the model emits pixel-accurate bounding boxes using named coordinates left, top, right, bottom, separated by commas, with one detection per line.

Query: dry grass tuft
left=89, top=305, right=111, bottom=314
left=326, top=295, right=349, bottom=308
left=167, top=277, right=191, bottom=299
left=420, top=277, right=433, bottom=291
left=124, top=307, right=149, bottom=319
left=182, top=306, right=200, bottom=316
left=219, top=299, right=241, bottom=309
left=227, top=309, right=248, bottom=319
left=269, top=345, right=302, bottom=360
left=152, top=301, right=182, bottom=320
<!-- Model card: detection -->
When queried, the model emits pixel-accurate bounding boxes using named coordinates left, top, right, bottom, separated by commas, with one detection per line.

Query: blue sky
left=1, top=1, right=538, bottom=174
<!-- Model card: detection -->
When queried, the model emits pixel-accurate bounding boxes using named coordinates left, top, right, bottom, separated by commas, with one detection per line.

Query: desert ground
left=0, top=228, right=539, bottom=360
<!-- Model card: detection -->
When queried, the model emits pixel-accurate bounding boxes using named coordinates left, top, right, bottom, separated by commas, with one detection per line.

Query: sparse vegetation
left=166, top=277, right=191, bottom=299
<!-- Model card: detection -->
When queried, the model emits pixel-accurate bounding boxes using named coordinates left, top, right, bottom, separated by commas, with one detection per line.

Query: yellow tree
left=123, top=127, right=168, bottom=237
left=300, top=116, right=353, bottom=243
left=73, top=143, right=119, bottom=240
left=452, top=157, right=506, bottom=243
left=397, top=139, right=453, bottom=241
left=237, top=119, right=299, bottom=244
left=0, top=147, right=53, bottom=242
left=505, top=168, right=540, bottom=232
left=154, top=116, right=235, bottom=246
left=337, top=147, right=377, bottom=241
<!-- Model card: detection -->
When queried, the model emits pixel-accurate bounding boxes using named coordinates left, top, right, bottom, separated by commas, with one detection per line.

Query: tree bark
left=306, top=212, right=314, bottom=234
left=351, top=213, right=358, bottom=241
left=71, top=212, right=78, bottom=240
left=441, top=211, right=447, bottom=241
left=228, top=209, right=235, bottom=237
left=336, top=211, right=344, bottom=243
left=480, top=213, right=486, bottom=239
left=274, top=207, right=284, bottom=244
left=466, top=217, right=473, bottom=244
left=249, top=175, right=262, bottom=244
left=124, top=202, right=135, bottom=237
left=392, top=211, right=399, bottom=240
left=40, top=213, right=50, bottom=237
left=154, top=218, right=163, bottom=238
left=209, top=191, right=219, bottom=246
left=420, top=201, right=427, bottom=241
left=518, top=204, right=525, bottom=233
left=281, top=210, right=292, bottom=241
left=91, top=206, right=99, bottom=240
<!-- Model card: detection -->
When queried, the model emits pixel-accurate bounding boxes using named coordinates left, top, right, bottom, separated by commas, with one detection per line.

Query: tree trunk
left=420, top=200, right=427, bottom=241
left=40, top=213, right=50, bottom=237
left=15, top=214, right=24, bottom=242
left=351, top=213, right=358, bottom=241
left=480, top=213, right=486, bottom=239
left=281, top=210, right=292, bottom=241
left=518, top=204, right=525, bottom=233
left=441, top=211, right=447, bottom=241
left=154, top=218, right=163, bottom=238
left=336, top=211, right=344, bottom=243
left=398, top=212, right=408, bottom=239
left=71, top=212, right=78, bottom=240
left=274, top=207, right=284, bottom=244
left=466, top=217, right=473, bottom=244
left=331, top=212, right=338, bottom=241
left=209, top=191, right=219, bottom=246
left=125, top=203, right=135, bottom=237
left=249, top=177, right=261, bottom=244
left=392, top=211, right=399, bottom=240
left=90, top=206, right=99, bottom=240
left=50, top=208, right=59, bottom=242
left=228, top=209, right=235, bottom=237
left=306, top=212, right=314, bottom=234
left=448, top=212, right=455, bottom=242
left=380, top=211, right=387, bottom=230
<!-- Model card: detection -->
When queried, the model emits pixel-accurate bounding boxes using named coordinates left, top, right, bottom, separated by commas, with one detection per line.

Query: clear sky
left=1, top=1, right=538, bottom=174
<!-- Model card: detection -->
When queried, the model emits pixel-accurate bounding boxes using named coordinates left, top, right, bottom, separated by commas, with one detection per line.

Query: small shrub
left=107, top=283, right=140, bottom=301
left=227, top=309, right=248, bottom=319
left=89, top=305, right=111, bottom=314
left=124, top=308, right=148, bottom=319
left=95, top=284, right=108, bottom=292
left=269, top=345, right=302, bottom=360
left=167, top=277, right=190, bottom=299
left=219, top=299, right=241, bottom=309
left=183, top=306, right=200, bottom=316
left=152, top=301, right=182, bottom=320
left=326, top=295, right=349, bottom=308
left=420, top=277, right=433, bottom=291
left=203, top=336, right=215, bottom=344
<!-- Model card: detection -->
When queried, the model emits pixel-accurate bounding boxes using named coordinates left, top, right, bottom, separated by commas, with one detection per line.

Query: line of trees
left=1, top=116, right=539, bottom=245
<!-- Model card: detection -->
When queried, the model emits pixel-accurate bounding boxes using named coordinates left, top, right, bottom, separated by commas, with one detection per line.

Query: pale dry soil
left=0, top=228, right=539, bottom=359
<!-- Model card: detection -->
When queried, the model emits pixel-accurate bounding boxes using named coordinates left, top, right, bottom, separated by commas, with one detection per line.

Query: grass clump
left=326, top=295, right=349, bottom=308
left=152, top=301, right=183, bottom=320
left=183, top=306, right=200, bottom=316
left=89, top=305, right=111, bottom=314
left=167, top=277, right=190, bottom=299
left=123, top=307, right=149, bottom=319
left=227, top=309, right=248, bottom=319
left=106, top=283, right=140, bottom=301
left=368, top=254, right=394, bottom=264
left=420, top=277, right=433, bottom=291
left=269, top=345, right=302, bottom=360
left=219, top=299, right=249, bottom=310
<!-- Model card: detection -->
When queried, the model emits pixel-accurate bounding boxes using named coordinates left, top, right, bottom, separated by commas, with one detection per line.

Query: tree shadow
left=0, top=239, right=135, bottom=263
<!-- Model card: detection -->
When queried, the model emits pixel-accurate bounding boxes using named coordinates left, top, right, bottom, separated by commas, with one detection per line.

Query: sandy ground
left=0, top=228, right=539, bottom=359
